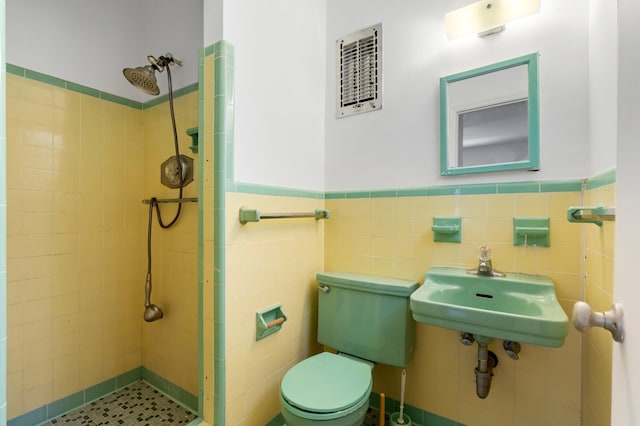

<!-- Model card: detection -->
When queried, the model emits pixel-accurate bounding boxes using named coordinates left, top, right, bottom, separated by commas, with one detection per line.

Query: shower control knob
left=160, top=154, right=194, bottom=189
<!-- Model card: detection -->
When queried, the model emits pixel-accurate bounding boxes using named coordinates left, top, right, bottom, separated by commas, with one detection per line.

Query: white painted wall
left=222, top=0, right=327, bottom=191
left=6, top=0, right=204, bottom=102
left=588, top=0, right=618, bottom=176
left=203, top=0, right=223, bottom=47
left=612, top=0, right=640, bottom=423
left=325, top=0, right=590, bottom=191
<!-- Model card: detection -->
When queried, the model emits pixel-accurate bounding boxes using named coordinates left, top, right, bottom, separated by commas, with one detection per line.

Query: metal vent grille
left=336, top=23, right=382, bottom=118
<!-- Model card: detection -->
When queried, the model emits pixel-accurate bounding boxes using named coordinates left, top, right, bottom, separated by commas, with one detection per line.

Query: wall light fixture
left=445, top=0, right=540, bottom=40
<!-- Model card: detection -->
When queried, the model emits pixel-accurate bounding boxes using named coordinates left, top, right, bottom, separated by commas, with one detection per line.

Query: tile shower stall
left=5, top=69, right=200, bottom=423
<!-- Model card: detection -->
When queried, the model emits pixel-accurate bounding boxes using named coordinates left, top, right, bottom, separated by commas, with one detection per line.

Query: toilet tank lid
left=317, top=272, right=419, bottom=297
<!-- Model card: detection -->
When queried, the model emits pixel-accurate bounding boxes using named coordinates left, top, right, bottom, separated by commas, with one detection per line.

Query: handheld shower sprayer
left=144, top=199, right=164, bottom=322
left=144, top=272, right=164, bottom=322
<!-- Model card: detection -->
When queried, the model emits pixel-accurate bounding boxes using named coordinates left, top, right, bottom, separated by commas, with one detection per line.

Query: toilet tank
left=317, top=272, right=419, bottom=368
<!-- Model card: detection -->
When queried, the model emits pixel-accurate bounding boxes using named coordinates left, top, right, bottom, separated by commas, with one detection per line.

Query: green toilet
left=280, top=272, right=419, bottom=425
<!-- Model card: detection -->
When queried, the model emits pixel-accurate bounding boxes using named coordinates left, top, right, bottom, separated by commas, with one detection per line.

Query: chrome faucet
left=467, top=245, right=505, bottom=277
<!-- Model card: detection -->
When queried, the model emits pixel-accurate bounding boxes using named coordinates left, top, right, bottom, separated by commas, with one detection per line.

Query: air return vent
left=336, top=23, right=382, bottom=118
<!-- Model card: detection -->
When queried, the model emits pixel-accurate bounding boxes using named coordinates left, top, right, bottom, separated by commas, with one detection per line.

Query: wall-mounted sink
left=410, top=267, right=569, bottom=347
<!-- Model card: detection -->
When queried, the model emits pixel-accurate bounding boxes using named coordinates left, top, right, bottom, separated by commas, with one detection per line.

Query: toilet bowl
left=279, top=272, right=418, bottom=426
left=280, top=352, right=372, bottom=426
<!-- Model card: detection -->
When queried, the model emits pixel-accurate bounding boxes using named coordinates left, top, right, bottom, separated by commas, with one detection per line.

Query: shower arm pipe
left=142, top=197, right=198, bottom=204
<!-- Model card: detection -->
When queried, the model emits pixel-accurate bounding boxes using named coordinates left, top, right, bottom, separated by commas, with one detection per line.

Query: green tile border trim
left=6, top=63, right=197, bottom=110
left=321, top=179, right=583, bottom=200
left=229, top=174, right=614, bottom=201
left=231, top=181, right=324, bottom=199
left=7, top=367, right=197, bottom=425
left=369, top=392, right=465, bottom=426
left=586, top=168, right=616, bottom=190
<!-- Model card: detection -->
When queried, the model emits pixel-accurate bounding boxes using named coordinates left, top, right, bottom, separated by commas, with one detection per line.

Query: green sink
left=410, top=267, right=569, bottom=347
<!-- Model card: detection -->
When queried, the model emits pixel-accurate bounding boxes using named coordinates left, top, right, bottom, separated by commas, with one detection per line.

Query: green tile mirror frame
left=440, top=53, right=540, bottom=176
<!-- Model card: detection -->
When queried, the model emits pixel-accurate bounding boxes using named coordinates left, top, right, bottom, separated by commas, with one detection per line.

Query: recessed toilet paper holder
left=256, top=304, right=288, bottom=341
left=572, top=301, right=624, bottom=343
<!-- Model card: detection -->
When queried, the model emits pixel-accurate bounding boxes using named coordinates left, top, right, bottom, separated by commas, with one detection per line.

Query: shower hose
left=145, top=63, right=185, bottom=315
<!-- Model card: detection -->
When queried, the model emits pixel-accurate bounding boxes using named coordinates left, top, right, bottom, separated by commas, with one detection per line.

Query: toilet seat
left=281, top=352, right=372, bottom=416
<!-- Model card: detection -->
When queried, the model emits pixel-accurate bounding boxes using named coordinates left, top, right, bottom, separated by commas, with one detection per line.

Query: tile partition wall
left=200, top=40, right=238, bottom=425
left=200, top=43, right=216, bottom=424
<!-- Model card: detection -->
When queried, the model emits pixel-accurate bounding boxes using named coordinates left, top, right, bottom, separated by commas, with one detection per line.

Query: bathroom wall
left=221, top=0, right=326, bottom=191
left=5, top=0, right=203, bottom=102
left=324, top=186, right=584, bottom=425
left=223, top=192, right=324, bottom=425
left=5, top=72, right=144, bottom=419
left=582, top=177, right=615, bottom=426
left=141, top=91, right=199, bottom=399
left=587, top=0, right=617, bottom=176
left=324, top=0, right=590, bottom=190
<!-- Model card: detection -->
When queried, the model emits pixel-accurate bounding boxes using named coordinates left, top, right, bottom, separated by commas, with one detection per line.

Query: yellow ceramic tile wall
left=582, top=183, right=615, bottom=426
left=6, top=75, right=144, bottom=418
left=141, top=91, right=199, bottom=397
left=201, top=52, right=215, bottom=423
left=224, top=192, right=324, bottom=425
left=325, top=191, right=584, bottom=425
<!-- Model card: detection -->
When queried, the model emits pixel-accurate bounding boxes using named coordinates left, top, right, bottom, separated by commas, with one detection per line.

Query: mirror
left=440, top=53, right=539, bottom=175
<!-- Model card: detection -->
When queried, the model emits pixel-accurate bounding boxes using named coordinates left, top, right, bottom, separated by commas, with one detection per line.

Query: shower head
left=123, top=53, right=182, bottom=96
left=123, top=65, right=160, bottom=95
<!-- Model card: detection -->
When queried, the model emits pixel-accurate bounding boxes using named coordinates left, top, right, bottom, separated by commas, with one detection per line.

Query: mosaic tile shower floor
left=43, top=381, right=197, bottom=425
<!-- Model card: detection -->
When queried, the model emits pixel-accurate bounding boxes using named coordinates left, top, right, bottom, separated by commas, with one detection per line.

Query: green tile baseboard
left=368, top=392, right=465, bottom=426
left=265, top=392, right=465, bottom=426
left=7, top=367, right=198, bottom=426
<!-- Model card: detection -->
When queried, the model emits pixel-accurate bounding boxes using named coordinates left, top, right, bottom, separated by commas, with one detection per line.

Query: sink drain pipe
left=475, top=342, right=498, bottom=399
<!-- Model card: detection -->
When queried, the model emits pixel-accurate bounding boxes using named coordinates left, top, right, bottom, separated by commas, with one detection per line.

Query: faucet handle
left=477, top=245, right=492, bottom=262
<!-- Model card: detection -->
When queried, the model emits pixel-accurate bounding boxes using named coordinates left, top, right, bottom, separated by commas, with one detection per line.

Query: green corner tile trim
left=208, top=39, right=235, bottom=426
left=6, top=62, right=196, bottom=110
left=7, top=367, right=195, bottom=425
